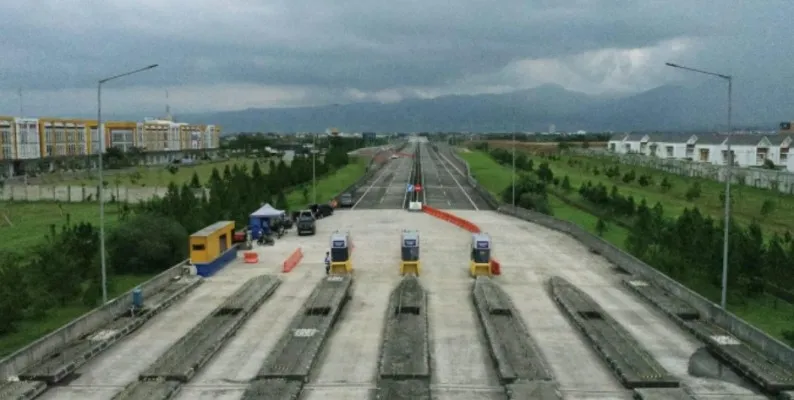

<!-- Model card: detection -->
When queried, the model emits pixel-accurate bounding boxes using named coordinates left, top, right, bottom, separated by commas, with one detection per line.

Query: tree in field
left=595, top=218, right=608, bottom=236
left=189, top=172, right=201, bottom=188
left=107, top=213, right=188, bottom=275
left=561, top=175, right=572, bottom=193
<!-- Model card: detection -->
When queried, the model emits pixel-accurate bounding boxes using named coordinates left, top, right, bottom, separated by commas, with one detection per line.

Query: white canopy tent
left=250, top=203, right=284, bottom=218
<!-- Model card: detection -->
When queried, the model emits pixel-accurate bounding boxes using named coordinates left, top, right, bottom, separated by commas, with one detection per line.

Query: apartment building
left=0, top=117, right=14, bottom=160
left=106, top=121, right=137, bottom=152
left=39, top=118, right=89, bottom=157
left=0, top=115, right=221, bottom=161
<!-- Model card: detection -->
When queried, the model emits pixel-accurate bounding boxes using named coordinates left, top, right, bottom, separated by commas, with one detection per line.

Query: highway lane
left=351, top=144, right=415, bottom=210
left=461, top=210, right=767, bottom=399
left=420, top=142, right=489, bottom=211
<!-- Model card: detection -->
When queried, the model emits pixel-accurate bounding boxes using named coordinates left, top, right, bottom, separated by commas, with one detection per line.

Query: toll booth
left=329, top=231, right=353, bottom=275
left=400, top=230, right=420, bottom=275
left=469, top=232, right=492, bottom=277
left=190, top=221, right=237, bottom=277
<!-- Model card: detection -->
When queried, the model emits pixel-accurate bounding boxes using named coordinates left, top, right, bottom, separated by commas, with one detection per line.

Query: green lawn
left=36, top=158, right=269, bottom=188
left=544, top=153, right=794, bottom=236
left=286, top=157, right=368, bottom=209
left=460, top=149, right=794, bottom=342
left=0, top=202, right=123, bottom=252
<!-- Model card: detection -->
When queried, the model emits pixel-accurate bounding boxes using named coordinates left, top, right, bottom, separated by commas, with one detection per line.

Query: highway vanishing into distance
left=0, top=139, right=786, bottom=400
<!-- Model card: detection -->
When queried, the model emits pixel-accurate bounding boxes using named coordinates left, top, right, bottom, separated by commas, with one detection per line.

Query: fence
left=0, top=184, right=183, bottom=203
left=447, top=145, right=794, bottom=370
left=571, top=149, right=794, bottom=194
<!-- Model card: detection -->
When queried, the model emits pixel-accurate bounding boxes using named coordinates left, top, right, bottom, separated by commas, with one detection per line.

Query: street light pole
left=97, top=64, right=158, bottom=305
left=665, top=62, right=733, bottom=309
left=511, top=125, right=516, bottom=207
left=312, top=132, right=317, bottom=204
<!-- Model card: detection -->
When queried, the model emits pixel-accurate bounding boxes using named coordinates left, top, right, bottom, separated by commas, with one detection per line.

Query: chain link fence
left=0, top=184, right=199, bottom=203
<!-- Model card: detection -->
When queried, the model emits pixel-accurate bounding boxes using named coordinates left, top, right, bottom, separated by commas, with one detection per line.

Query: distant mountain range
left=174, top=83, right=793, bottom=133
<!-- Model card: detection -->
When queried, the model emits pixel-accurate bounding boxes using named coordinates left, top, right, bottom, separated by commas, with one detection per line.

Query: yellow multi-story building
left=106, top=121, right=137, bottom=152
left=0, top=116, right=220, bottom=161
left=39, top=118, right=90, bottom=157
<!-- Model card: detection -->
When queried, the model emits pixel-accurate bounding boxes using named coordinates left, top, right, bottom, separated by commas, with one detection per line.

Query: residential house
left=727, top=135, right=773, bottom=166
left=0, top=117, right=14, bottom=160
left=768, top=135, right=793, bottom=167
left=14, top=118, right=42, bottom=159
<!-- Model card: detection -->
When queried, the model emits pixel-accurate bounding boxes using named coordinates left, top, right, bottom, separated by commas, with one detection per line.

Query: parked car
left=296, top=213, right=316, bottom=236
left=339, top=193, right=354, bottom=208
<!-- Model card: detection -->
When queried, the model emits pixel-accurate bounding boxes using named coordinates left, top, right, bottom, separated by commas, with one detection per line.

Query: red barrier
left=490, top=259, right=501, bottom=275
left=422, top=205, right=481, bottom=233
left=282, top=247, right=304, bottom=273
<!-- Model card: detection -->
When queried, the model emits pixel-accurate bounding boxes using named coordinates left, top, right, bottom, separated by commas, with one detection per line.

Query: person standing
left=324, top=251, right=331, bottom=275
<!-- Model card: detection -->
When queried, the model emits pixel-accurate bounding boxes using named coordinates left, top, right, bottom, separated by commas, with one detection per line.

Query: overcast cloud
left=0, top=0, right=792, bottom=117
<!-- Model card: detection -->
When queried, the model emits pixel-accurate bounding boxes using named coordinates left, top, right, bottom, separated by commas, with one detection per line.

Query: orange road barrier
left=423, top=205, right=481, bottom=233
left=490, top=258, right=501, bottom=276
left=282, top=247, right=304, bottom=273
left=244, top=252, right=259, bottom=263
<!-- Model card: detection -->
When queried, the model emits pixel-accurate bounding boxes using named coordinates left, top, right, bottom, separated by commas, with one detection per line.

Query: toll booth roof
left=472, top=232, right=490, bottom=241
left=331, top=232, right=349, bottom=240
left=402, top=230, right=419, bottom=240
left=191, top=221, right=235, bottom=237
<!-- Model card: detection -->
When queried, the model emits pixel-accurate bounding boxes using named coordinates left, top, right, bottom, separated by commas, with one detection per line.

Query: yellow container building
left=189, top=221, right=236, bottom=276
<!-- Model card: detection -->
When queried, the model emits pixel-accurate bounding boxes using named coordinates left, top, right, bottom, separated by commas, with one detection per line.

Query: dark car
left=296, top=215, right=316, bottom=236
left=317, top=204, right=334, bottom=217
left=338, top=193, right=354, bottom=208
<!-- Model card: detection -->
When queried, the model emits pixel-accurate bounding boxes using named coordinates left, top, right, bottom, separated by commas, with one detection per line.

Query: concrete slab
left=461, top=211, right=770, bottom=399
left=586, top=286, right=766, bottom=398
left=175, top=385, right=246, bottom=399
left=310, top=211, right=406, bottom=386
left=419, top=213, right=502, bottom=399
left=39, top=241, right=300, bottom=400
left=459, top=210, right=629, bottom=397
left=431, top=386, right=506, bottom=400
left=300, top=385, right=373, bottom=400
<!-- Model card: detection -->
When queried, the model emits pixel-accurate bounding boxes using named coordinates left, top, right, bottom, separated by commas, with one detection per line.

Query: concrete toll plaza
left=0, top=137, right=792, bottom=400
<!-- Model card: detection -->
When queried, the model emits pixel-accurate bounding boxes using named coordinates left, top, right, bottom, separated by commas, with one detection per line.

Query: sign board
left=403, top=239, right=417, bottom=247
left=332, top=240, right=346, bottom=248
left=406, top=184, right=414, bottom=192
left=476, top=241, right=489, bottom=249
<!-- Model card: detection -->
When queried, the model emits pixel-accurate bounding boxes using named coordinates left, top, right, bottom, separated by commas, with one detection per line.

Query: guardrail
left=449, top=147, right=794, bottom=370
left=0, top=259, right=191, bottom=380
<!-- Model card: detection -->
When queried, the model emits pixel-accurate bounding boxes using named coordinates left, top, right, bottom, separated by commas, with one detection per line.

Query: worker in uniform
left=324, top=251, right=331, bottom=275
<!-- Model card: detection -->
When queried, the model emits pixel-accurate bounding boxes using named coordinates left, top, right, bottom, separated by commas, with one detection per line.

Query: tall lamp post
left=511, top=124, right=516, bottom=207
left=665, top=62, right=733, bottom=309
left=97, top=64, right=159, bottom=304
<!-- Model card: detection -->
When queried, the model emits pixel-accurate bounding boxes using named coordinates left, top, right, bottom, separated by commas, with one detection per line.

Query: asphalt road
left=419, top=142, right=490, bottom=211
left=350, top=144, right=416, bottom=210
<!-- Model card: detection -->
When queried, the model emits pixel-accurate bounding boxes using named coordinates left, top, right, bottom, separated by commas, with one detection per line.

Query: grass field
left=459, top=148, right=794, bottom=341
left=33, top=157, right=268, bottom=187
left=459, top=150, right=631, bottom=249
left=542, top=153, right=794, bottom=236
left=286, top=157, right=368, bottom=209
left=0, top=202, right=123, bottom=253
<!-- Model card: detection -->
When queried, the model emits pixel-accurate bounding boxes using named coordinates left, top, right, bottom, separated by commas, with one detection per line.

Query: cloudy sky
left=1, top=0, right=792, bottom=117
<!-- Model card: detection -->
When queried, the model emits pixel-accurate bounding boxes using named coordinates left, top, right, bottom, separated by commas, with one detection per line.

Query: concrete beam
left=0, top=259, right=191, bottom=380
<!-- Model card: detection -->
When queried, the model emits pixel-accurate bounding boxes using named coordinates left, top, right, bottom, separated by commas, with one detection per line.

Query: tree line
left=0, top=137, right=361, bottom=336
left=475, top=145, right=794, bottom=344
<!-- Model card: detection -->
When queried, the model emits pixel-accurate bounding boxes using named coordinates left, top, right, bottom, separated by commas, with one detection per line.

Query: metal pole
left=97, top=82, right=107, bottom=304
left=665, top=62, right=732, bottom=309
left=96, top=64, right=158, bottom=305
left=312, top=133, right=317, bottom=204
left=721, top=77, right=732, bottom=309
left=511, top=126, right=516, bottom=207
